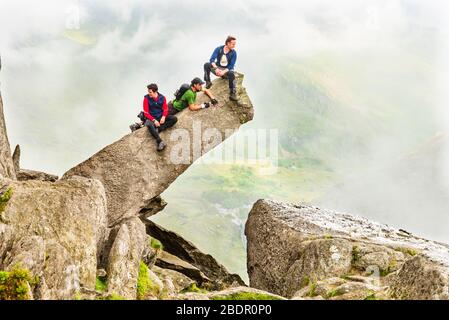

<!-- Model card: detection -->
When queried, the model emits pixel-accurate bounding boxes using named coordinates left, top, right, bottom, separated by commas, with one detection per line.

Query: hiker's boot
left=230, top=91, right=238, bottom=102
left=130, top=123, right=141, bottom=132
left=206, top=80, right=213, bottom=89
left=157, top=141, right=166, bottom=152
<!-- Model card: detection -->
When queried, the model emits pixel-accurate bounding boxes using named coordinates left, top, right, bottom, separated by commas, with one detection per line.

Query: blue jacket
left=210, top=45, right=237, bottom=71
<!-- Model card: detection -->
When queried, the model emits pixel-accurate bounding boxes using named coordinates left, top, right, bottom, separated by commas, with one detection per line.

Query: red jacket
left=143, top=93, right=168, bottom=121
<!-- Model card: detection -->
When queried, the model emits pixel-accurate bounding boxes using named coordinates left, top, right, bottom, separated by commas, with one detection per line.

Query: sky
left=1, top=0, right=449, bottom=263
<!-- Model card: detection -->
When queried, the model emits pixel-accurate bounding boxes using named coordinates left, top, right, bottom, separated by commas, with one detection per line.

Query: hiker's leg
left=168, top=101, right=179, bottom=116
left=227, top=71, right=237, bottom=94
left=204, top=62, right=213, bottom=82
left=144, top=119, right=162, bottom=143
left=159, top=115, right=178, bottom=132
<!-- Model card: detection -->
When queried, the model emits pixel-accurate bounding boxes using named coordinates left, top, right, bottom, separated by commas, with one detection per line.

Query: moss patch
left=364, top=291, right=378, bottom=300
left=96, top=277, right=107, bottom=292
left=180, top=283, right=208, bottom=294
left=351, top=246, right=362, bottom=264
left=211, top=292, right=282, bottom=300
left=325, top=288, right=343, bottom=299
left=150, top=238, right=163, bottom=251
left=136, top=261, right=160, bottom=300
left=0, top=187, right=13, bottom=214
left=395, top=247, right=419, bottom=257
left=0, top=266, right=38, bottom=300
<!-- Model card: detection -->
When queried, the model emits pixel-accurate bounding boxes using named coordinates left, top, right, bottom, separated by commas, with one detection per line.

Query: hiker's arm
left=143, top=97, right=155, bottom=121
left=228, top=51, right=237, bottom=71
left=160, top=97, right=168, bottom=124
left=189, top=103, right=202, bottom=111
left=203, top=88, right=214, bottom=100
left=210, top=47, right=220, bottom=67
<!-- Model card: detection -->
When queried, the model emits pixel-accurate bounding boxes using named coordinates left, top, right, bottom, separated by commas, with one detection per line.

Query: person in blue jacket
left=204, top=36, right=238, bottom=101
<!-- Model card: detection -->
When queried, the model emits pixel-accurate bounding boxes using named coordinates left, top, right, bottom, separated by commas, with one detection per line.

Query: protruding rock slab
left=62, top=75, right=254, bottom=227
left=245, top=199, right=449, bottom=299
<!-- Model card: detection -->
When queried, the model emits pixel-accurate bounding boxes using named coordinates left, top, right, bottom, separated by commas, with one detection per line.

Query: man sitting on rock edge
left=141, top=83, right=178, bottom=152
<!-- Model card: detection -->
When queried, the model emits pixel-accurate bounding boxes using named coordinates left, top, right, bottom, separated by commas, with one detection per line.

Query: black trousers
left=204, top=62, right=236, bottom=93
left=144, top=115, right=178, bottom=143
left=167, top=101, right=180, bottom=116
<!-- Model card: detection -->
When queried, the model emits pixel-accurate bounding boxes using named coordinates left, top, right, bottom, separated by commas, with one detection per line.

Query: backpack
left=174, top=83, right=190, bottom=101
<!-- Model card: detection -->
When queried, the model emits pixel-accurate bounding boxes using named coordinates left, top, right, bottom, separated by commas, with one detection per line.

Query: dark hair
left=147, top=83, right=158, bottom=92
left=225, top=36, right=236, bottom=45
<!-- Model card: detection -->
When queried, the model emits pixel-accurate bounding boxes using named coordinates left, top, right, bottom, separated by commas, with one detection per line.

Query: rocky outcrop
left=0, top=74, right=16, bottom=180
left=62, top=74, right=253, bottom=227
left=106, top=217, right=147, bottom=299
left=245, top=199, right=449, bottom=300
left=11, top=145, right=58, bottom=182
left=0, top=67, right=253, bottom=300
left=16, top=169, right=59, bottom=182
left=0, top=176, right=108, bottom=299
left=176, top=286, right=286, bottom=301
left=145, top=219, right=245, bottom=289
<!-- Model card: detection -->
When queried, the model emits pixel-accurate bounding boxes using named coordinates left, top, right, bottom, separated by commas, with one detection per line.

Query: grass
left=307, top=281, right=318, bottom=297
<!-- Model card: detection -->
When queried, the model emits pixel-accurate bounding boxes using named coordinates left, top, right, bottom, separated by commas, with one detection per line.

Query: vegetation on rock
left=0, top=266, right=38, bottom=300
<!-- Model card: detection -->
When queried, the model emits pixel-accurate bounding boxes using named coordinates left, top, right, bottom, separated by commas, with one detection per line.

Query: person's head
left=191, top=77, right=205, bottom=92
left=147, top=83, right=159, bottom=98
left=225, top=36, right=237, bottom=50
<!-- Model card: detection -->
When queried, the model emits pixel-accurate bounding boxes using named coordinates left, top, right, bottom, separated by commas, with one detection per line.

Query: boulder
left=62, top=75, right=254, bottom=227
left=0, top=176, right=108, bottom=299
left=152, top=265, right=195, bottom=293
left=388, top=255, right=449, bottom=300
left=106, top=217, right=147, bottom=299
left=245, top=199, right=449, bottom=299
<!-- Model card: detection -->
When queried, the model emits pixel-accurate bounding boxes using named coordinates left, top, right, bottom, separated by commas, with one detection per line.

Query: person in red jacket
left=142, top=83, right=178, bottom=151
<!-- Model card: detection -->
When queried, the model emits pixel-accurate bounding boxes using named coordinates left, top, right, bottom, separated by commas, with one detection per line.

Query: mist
left=1, top=0, right=448, bottom=277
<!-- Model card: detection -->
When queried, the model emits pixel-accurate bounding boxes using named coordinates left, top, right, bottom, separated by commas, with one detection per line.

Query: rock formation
left=1, top=176, right=108, bottom=299
left=245, top=199, right=449, bottom=300
left=0, top=66, right=16, bottom=180
left=62, top=74, right=253, bottom=227
left=145, top=219, right=245, bottom=289
left=0, top=66, right=255, bottom=300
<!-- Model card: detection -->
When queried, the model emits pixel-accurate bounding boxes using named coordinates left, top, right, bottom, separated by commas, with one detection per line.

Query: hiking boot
left=206, top=80, right=213, bottom=89
left=130, top=123, right=141, bottom=132
left=157, top=141, right=166, bottom=152
left=230, top=92, right=238, bottom=101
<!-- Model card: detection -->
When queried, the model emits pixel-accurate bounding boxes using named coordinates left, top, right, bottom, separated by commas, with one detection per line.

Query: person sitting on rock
left=168, top=77, right=218, bottom=115
left=142, top=83, right=178, bottom=152
left=204, top=36, right=238, bottom=101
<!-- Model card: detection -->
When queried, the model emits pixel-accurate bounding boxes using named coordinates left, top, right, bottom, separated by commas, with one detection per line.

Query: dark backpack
left=174, top=83, right=190, bottom=101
